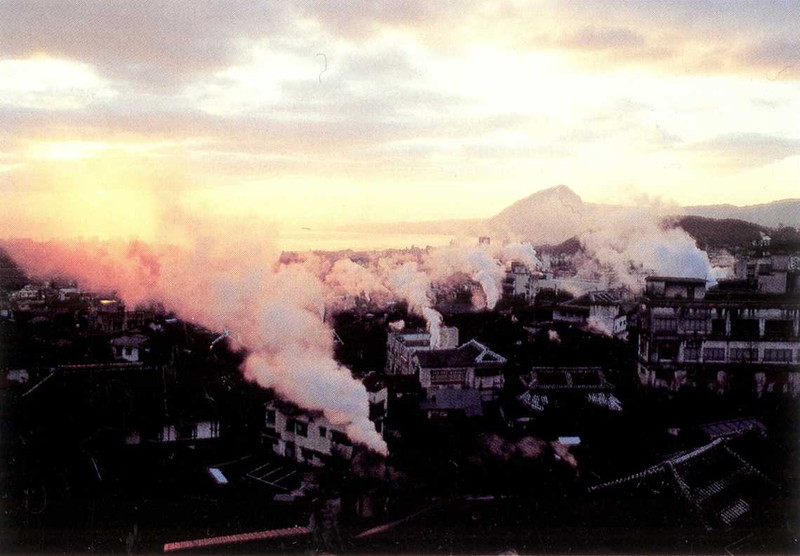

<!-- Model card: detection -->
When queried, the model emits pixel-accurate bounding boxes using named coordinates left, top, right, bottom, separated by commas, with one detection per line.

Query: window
left=711, top=319, right=726, bottom=335
left=653, top=318, right=677, bottom=333
left=301, top=448, right=314, bottom=461
left=295, top=421, right=308, bottom=437
left=703, top=348, right=726, bottom=361
left=764, top=320, right=793, bottom=338
left=318, top=426, right=327, bottom=438
left=657, top=343, right=678, bottom=361
left=266, top=410, right=276, bottom=426
left=729, top=348, right=758, bottom=362
left=684, top=347, right=700, bottom=361
left=211, top=421, right=220, bottom=438
left=430, top=369, right=466, bottom=384
left=731, top=319, right=759, bottom=339
left=330, top=430, right=352, bottom=446
left=763, top=349, right=793, bottom=362
left=683, top=318, right=709, bottom=333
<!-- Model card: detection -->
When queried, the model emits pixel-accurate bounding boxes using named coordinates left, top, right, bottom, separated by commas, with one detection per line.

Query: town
left=1, top=227, right=798, bottom=554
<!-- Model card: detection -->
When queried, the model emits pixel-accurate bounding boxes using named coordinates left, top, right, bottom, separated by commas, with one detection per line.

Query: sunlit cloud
left=0, top=1, right=798, bottom=240
left=0, top=56, right=116, bottom=110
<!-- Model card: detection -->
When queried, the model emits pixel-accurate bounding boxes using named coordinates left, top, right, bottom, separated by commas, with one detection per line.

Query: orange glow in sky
left=1, top=2, right=798, bottom=241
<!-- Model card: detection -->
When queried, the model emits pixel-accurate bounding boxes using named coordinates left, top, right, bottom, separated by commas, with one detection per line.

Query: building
left=111, top=334, right=149, bottom=362
left=734, top=236, right=800, bottom=294
left=263, top=401, right=357, bottom=467
left=362, top=374, right=389, bottom=436
left=637, top=276, right=800, bottom=395
left=532, top=274, right=608, bottom=298
left=385, top=327, right=459, bottom=375
left=553, top=291, right=629, bottom=339
left=412, top=339, right=507, bottom=401
left=420, top=388, right=483, bottom=419
left=502, top=261, right=536, bottom=302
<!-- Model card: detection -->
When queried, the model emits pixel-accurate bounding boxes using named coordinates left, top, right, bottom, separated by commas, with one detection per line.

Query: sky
left=1, top=1, right=799, bottom=241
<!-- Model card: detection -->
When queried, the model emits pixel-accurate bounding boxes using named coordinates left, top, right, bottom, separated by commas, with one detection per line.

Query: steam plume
left=577, top=213, right=722, bottom=290
left=3, top=236, right=387, bottom=454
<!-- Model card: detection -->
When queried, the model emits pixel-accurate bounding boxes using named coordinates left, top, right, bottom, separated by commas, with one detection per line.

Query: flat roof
left=645, top=276, right=708, bottom=284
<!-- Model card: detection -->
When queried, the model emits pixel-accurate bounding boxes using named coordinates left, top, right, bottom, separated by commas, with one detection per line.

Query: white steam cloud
left=577, top=214, right=722, bottom=291
left=3, top=231, right=547, bottom=451
left=3, top=236, right=388, bottom=453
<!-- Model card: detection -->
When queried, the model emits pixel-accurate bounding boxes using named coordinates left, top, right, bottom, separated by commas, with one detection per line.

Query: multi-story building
left=263, top=401, right=356, bottom=467
left=553, top=291, right=629, bottom=339
left=263, top=380, right=388, bottom=466
left=503, top=261, right=535, bottom=302
left=734, top=236, right=800, bottom=294
left=385, top=327, right=459, bottom=375
left=637, top=276, right=800, bottom=395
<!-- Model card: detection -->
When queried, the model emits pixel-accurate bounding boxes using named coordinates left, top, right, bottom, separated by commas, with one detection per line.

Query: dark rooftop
left=645, top=276, right=709, bottom=284
left=414, top=340, right=506, bottom=369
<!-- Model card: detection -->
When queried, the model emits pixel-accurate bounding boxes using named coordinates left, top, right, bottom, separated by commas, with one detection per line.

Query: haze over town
left=1, top=2, right=799, bottom=554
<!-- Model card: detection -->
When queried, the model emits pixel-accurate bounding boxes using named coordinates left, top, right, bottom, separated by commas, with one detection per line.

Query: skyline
left=1, top=1, right=799, bottom=241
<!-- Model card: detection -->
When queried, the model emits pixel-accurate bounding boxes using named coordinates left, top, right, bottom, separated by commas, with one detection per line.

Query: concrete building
left=637, top=276, right=800, bottom=395
left=553, top=291, right=629, bottom=339
left=263, top=401, right=356, bottom=467
left=502, top=261, right=536, bottom=302
left=734, top=237, right=800, bottom=294
left=385, top=327, right=459, bottom=375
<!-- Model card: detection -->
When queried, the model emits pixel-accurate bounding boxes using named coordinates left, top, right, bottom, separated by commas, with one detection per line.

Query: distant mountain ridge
left=681, top=198, right=800, bottom=228
left=338, top=185, right=798, bottom=246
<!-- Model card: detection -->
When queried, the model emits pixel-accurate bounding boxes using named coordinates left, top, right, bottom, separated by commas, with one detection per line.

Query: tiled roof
left=110, top=334, right=149, bottom=348
left=163, top=526, right=310, bottom=552
left=520, top=367, right=612, bottom=391
left=414, top=340, right=506, bottom=369
left=561, top=291, right=621, bottom=308
left=588, top=430, right=777, bottom=529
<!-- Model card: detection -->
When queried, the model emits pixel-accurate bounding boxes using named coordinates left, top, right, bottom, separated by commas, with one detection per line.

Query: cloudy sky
left=1, top=1, right=798, bottom=240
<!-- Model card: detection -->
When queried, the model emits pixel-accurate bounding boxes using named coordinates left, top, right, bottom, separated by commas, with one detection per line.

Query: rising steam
left=576, top=212, right=723, bottom=290
left=2, top=236, right=389, bottom=453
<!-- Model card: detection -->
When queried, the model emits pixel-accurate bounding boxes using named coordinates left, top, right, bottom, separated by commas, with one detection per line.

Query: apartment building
left=637, top=276, right=800, bottom=395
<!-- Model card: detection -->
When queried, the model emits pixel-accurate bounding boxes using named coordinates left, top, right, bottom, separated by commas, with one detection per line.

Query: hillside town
left=1, top=226, right=798, bottom=555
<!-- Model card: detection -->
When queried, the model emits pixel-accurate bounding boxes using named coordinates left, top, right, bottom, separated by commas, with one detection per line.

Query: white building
left=264, top=401, right=357, bottom=467
left=502, top=262, right=536, bottom=302
left=110, top=334, right=149, bottom=362
left=553, top=291, right=629, bottom=339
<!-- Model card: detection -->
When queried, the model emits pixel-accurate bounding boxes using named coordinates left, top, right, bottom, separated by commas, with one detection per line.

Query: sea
left=275, top=230, right=457, bottom=252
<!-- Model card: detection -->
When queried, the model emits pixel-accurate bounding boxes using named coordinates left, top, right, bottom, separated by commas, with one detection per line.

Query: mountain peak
left=487, top=185, right=587, bottom=243
left=528, top=184, right=581, bottom=202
